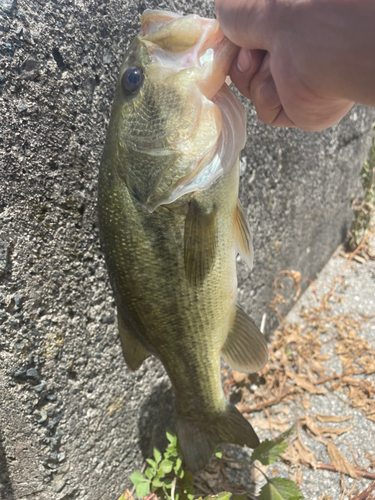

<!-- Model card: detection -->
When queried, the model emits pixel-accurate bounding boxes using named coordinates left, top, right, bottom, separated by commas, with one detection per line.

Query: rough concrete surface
left=0, top=0, right=374, bottom=499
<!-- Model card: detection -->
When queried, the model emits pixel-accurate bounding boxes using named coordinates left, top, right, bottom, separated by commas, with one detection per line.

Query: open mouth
left=140, top=9, right=239, bottom=100
left=127, top=10, right=246, bottom=213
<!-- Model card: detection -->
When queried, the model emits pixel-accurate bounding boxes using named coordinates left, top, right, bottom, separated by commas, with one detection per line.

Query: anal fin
left=222, top=305, right=268, bottom=373
left=184, top=200, right=217, bottom=286
left=234, top=199, right=253, bottom=269
left=118, top=313, right=150, bottom=371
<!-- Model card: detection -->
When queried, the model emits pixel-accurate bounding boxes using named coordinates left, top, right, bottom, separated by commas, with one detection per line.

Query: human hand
left=215, top=0, right=375, bottom=131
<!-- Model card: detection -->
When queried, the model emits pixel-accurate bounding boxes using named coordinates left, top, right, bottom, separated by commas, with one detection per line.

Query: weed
left=127, top=428, right=303, bottom=500
left=349, top=127, right=375, bottom=253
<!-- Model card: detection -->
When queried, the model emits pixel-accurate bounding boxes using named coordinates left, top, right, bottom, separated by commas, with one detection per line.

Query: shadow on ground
left=0, top=429, right=14, bottom=500
left=138, top=381, right=175, bottom=459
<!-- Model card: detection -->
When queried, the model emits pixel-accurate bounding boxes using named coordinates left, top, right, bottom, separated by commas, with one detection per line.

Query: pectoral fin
left=234, top=199, right=254, bottom=269
left=184, top=201, right=217, bottom=286
left=118, top=313, right=150, bottom=371
left=222, top=305, right=268, bottom=374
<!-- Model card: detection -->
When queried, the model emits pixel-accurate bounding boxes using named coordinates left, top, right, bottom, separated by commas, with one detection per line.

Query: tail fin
left=176, top=403, right=259, bottom=473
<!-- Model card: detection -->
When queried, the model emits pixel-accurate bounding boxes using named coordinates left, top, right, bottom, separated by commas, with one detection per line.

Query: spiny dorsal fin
left=118, top=314, right=150, bottom=371
left=234, top=199, right=254, bottom=269
left=184, top=200, right=217, bottom=286
left=222, top=305, right=268, bottom=373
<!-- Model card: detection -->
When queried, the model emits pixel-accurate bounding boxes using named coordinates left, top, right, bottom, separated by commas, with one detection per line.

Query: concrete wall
left=0, top=0, right=374, bottom=499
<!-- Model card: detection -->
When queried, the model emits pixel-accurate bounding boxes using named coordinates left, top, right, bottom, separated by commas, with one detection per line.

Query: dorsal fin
left=234, top=199, right=253, bottom=269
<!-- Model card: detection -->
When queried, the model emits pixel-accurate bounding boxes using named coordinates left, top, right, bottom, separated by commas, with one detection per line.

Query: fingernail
left=237, top=49, right=252, bottom=73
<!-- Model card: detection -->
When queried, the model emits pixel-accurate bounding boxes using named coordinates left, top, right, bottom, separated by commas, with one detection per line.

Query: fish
left=98, top=9, right=269, bottom=472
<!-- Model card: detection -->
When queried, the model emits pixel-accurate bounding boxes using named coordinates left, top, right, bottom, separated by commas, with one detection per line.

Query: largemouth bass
left=98, top=9, right=268, bottom=472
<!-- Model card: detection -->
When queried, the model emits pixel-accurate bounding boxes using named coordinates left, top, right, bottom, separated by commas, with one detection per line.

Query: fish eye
left=121, top=66, right=144, bottom=94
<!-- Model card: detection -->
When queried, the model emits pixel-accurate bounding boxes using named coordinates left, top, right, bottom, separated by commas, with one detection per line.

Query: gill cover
left=113, top=10, right=246, bottom=212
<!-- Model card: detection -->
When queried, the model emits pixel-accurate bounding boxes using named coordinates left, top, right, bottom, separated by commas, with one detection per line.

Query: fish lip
left=139, top=11, right=238, bottom=100
left=121, top=12, right=244, bottom=213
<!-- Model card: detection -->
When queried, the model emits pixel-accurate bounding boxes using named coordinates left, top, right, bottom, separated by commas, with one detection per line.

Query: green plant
left=251, top=427, right=303, bottom=500
left=129, top=427, right=303, bottom=500
left=349, top=127, right=375, bottom=250
left=130, top=431, right=195, bottom=500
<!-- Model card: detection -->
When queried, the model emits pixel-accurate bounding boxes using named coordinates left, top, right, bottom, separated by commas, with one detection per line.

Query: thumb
left=215, top=0, right=274, bottom=50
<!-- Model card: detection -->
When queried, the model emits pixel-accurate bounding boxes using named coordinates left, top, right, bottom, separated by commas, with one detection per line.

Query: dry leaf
left=282, top=443, right=299, bottom=465
left=199, top=469, right=220, bottom=489
left=294, top=438, right=316, bottom=467
left=327, top=442, right=358, bottom=479
left=232, top=371, right=248, bottom=385
left=316, top=414, right=352, bottom=423
left=315, top=354, right=332, bottom=361
left=364, top=452, right=375, bottom=469
left=342, top=376, right=361, bottom=386
left=251, top=417, right=291, bottom=432
left=294, top=375, right=326, bottom=394
left=126, top=490, right=134, bottom=500
left=290, top=468, right=303, bottom=486
left=277, top=406, right=291, bottom=416
left=339, top=355, right=355, bottom=371
left=358, top=356, right=375, bottom=374
left=303, top=416, right=325, bottom=435
left=322, top=426, right=353, bottom=436
left=301, top=400, right=311, bottom=410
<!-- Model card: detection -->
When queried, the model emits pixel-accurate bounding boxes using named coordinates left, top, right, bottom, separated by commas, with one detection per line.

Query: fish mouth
left=126, top=11, right=245, bottom=214
left=140, top=9, right=239, bottom=100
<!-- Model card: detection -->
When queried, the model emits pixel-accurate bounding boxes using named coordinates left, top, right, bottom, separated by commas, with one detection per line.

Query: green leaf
left=177, top=468, right=184, bottom=479
left=251, top=426, right=296, bottom=465
left=154, top=447, right=162, bottom=464
left=144, top=468, right=154, bottom=480
left=259, top=478, right=303, bottom=500
left=135, top=481, right=151, bottom=499
left=152, top=477, right=163, bottom=488
left=159, top=459, right=173, bottom=474
left=146, top=458, right=157, bottom=470
left=166, top=446, right=179, bottom=458
left=166, top=431, right=177, bottom=446
left=130, top=470, right=146, bottom=486
left=203, top=494, right=232, bottom=500
left=215, top=451, right=223, bottom=459
left=215, top=493, right=232, bottom=500
left=174, top=457, right=182, bottom=473
left=163, top=477, right=173, bottom=488
left=233, top=494, right=248, bottom=500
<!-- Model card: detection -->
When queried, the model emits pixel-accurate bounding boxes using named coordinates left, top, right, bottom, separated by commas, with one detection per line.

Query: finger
left=250, top=55, right=295, bottom=127
left=215, top=0, right=274, bottom=50
left=232, top=51, right=295, bottom=127
left=229, top=49, right=265, bottom=100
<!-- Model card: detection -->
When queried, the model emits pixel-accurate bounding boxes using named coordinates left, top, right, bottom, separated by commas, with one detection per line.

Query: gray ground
left=261, top=237, right=375, bottom=500
left=220, top=237, right=375, bottom=500
left=0, top=0, right=374, bottom=499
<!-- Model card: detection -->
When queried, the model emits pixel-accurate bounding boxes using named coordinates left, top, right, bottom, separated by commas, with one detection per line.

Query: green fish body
left=98, top=10, right=268, bottom=472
